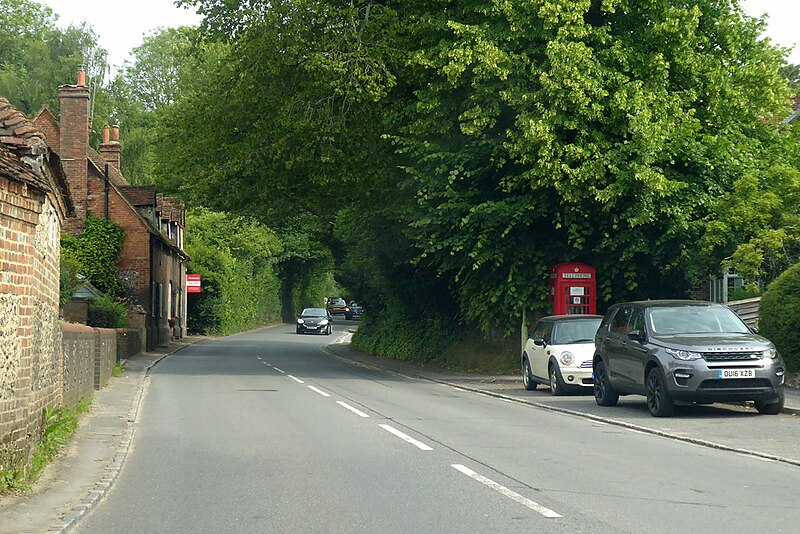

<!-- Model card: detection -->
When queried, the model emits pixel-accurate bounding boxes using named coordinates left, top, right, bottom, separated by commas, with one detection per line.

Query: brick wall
left=60, top=324, right=96, bottom=408
left=1, top=178, right=63, bottom=481
left=116, top=328, right=142, bottom=361
left=93, top=329, right=116, bottom=389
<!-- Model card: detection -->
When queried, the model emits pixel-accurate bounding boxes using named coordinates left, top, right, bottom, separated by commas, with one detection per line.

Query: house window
left=158, top=283, right=164, bottom=317
left=167, top=281, right=173, bottom=318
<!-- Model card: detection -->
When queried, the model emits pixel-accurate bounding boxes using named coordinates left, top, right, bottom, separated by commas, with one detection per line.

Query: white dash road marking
left=451, top=464, right=561, bottom=518
left=336, top=401, right=369, bottom=418
left=379, top=424, right=433, bottom=451
left=308, top=385, right=331, bottom=397
left=287, top=375, right=304, bottom=384
left=272, top=367, right=285, bottom=374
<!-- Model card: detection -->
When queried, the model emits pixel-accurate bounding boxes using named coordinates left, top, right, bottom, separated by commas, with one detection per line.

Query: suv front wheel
left=646, top=366, right=675, bottom=417
left=755, top=392, right=784, bottom=415
left=593, top=361, right=619, bottom=406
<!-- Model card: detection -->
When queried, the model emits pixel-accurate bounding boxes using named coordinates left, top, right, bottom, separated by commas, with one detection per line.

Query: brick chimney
left=99, top=123, right=121, bottom=170
left=58, top=66, right=90, bottom=230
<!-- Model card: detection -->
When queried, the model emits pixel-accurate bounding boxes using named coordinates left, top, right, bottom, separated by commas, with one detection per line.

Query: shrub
left=87, top=297, right=128, bottom=328
left=759, top=263, right=800, bottom=371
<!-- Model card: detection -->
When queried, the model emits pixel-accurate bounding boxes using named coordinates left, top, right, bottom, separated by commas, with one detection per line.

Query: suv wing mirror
left=628, top=330, right=646, bottom=342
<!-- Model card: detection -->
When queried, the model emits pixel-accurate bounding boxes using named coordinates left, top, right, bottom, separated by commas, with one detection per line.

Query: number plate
left=718, top=369, right=756, bottom=379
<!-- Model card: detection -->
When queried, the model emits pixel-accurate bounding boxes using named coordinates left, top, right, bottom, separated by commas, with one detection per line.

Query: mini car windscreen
left=648, top=306, right=749, bottom=335
left=552, top=319, right=602, bottom=344
left=301, top=308, right=328, bottom=317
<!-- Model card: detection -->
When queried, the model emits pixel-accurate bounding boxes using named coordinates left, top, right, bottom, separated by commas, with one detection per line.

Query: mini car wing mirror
left=533, top=338, right=546, bottom=347
left=628, top=330, right=645, bottom=342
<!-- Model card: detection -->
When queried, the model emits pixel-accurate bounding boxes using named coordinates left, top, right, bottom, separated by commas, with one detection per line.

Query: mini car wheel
left=522, top=358, right=538, bottom=391
left=646, top=366, right=675, bottom=417
left=755, top=392, right=784, bottom=415
left=593, top=361, right=619, bottom=407
left=549, top=363, right=567, bottom=396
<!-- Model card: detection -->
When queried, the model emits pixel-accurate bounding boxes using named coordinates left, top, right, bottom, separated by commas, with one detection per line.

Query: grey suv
left=593, top=300, right=785, bottom=417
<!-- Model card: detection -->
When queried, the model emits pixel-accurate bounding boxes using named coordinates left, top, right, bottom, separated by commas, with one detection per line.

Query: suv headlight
left=666, top=348, right=702, bottom=361
left=560, top=351, right=574, bottom=366
left=762, top=347, right=778, bottom=359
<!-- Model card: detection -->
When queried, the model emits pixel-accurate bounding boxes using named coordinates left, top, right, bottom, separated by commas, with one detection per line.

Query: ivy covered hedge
left=760, top=263, right=800, bottom=372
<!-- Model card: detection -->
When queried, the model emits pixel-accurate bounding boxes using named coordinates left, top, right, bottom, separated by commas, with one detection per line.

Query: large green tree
left=0, top=0, right=107, bottom=115
left=171, top=0, right=797, bottom=339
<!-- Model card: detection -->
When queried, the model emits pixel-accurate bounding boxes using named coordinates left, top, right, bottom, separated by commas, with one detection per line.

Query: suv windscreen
left=648, top=306, right=749, bottom=335
left=552, top=319, right=602, bottom=344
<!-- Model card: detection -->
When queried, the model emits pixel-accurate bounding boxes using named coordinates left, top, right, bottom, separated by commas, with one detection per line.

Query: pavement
left=0, top=337, right=203, bottom=534
left=1, top=329, right=799, bottom=534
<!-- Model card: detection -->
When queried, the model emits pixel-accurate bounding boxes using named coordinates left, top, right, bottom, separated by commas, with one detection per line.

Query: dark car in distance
left=296, top=308, right=333, bottom=335
left=345, top=301, right=363, bottom=320
left=593, top=300, right=785, bottom=417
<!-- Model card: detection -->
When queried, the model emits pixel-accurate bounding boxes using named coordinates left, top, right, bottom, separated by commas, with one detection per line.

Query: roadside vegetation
left=0, top=398, right=91, bottom=494
left=4, top=0, right=800, bottom=366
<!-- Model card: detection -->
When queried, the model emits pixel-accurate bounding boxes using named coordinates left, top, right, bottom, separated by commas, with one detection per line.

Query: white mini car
left=522, top=315, right=603, bottom=395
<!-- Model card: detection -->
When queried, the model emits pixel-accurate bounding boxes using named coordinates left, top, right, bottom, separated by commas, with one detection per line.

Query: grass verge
left=0, top=397, right=91, bottom=494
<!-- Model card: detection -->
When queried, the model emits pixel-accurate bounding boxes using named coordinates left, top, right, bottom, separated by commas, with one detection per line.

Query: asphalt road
left=74, top=325, right=800, bottom=533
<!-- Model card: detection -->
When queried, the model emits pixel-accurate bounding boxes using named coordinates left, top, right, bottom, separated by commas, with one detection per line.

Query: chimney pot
left=102, top=124, right=110, bottom=144
left=77, top=66, right=87, bottom=86
left=111, top=124, right=120, bottom=142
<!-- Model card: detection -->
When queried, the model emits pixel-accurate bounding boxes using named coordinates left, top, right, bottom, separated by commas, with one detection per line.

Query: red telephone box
left=549, top=263, right=597, bottom=315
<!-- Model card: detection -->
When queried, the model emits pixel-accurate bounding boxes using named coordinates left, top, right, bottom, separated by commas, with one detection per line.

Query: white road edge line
left=336, top=401, right=369, bottom=418
left=272, top=367, right=285, bottom=373
left=378, top=424, right=433, bottom=451
left=451, top=464, right=561, bottom=518
left=308, top=385, right=331, bottom=397
left=287, top=375, right=304, bottom=384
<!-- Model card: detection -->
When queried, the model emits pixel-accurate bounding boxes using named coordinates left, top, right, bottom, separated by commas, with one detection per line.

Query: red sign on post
left=186, top=274, right=202, bottom=294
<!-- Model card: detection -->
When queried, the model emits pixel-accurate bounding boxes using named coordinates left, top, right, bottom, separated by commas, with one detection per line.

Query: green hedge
left=87, top=297, right=128, bottom=328
left=760, top=263, right=800, bottom=371
left=185, top=209, right=283, bottom=335
left=352, top=304, right=457, bottom=364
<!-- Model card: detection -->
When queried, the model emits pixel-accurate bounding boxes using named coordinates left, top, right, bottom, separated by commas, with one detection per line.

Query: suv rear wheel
left=646, top=367, right=675, bottom=417
left=593, top=361, right=619, bottom=406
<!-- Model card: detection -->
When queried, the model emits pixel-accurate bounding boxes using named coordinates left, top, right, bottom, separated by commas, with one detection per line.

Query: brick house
left=33, top=69, right=188, bottom=350
left=1, top=97, right=73, bottom=476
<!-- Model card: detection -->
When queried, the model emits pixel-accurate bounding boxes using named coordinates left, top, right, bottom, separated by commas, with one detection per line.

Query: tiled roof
left=119, top=185, right=157, bottom=206
left=88, top=148, right=129, bottom=187
left=0, top=97, right=51, bottom=192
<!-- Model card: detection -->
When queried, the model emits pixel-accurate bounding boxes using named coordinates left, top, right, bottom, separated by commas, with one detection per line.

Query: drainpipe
left=104, top=163, right=110, bottom=219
